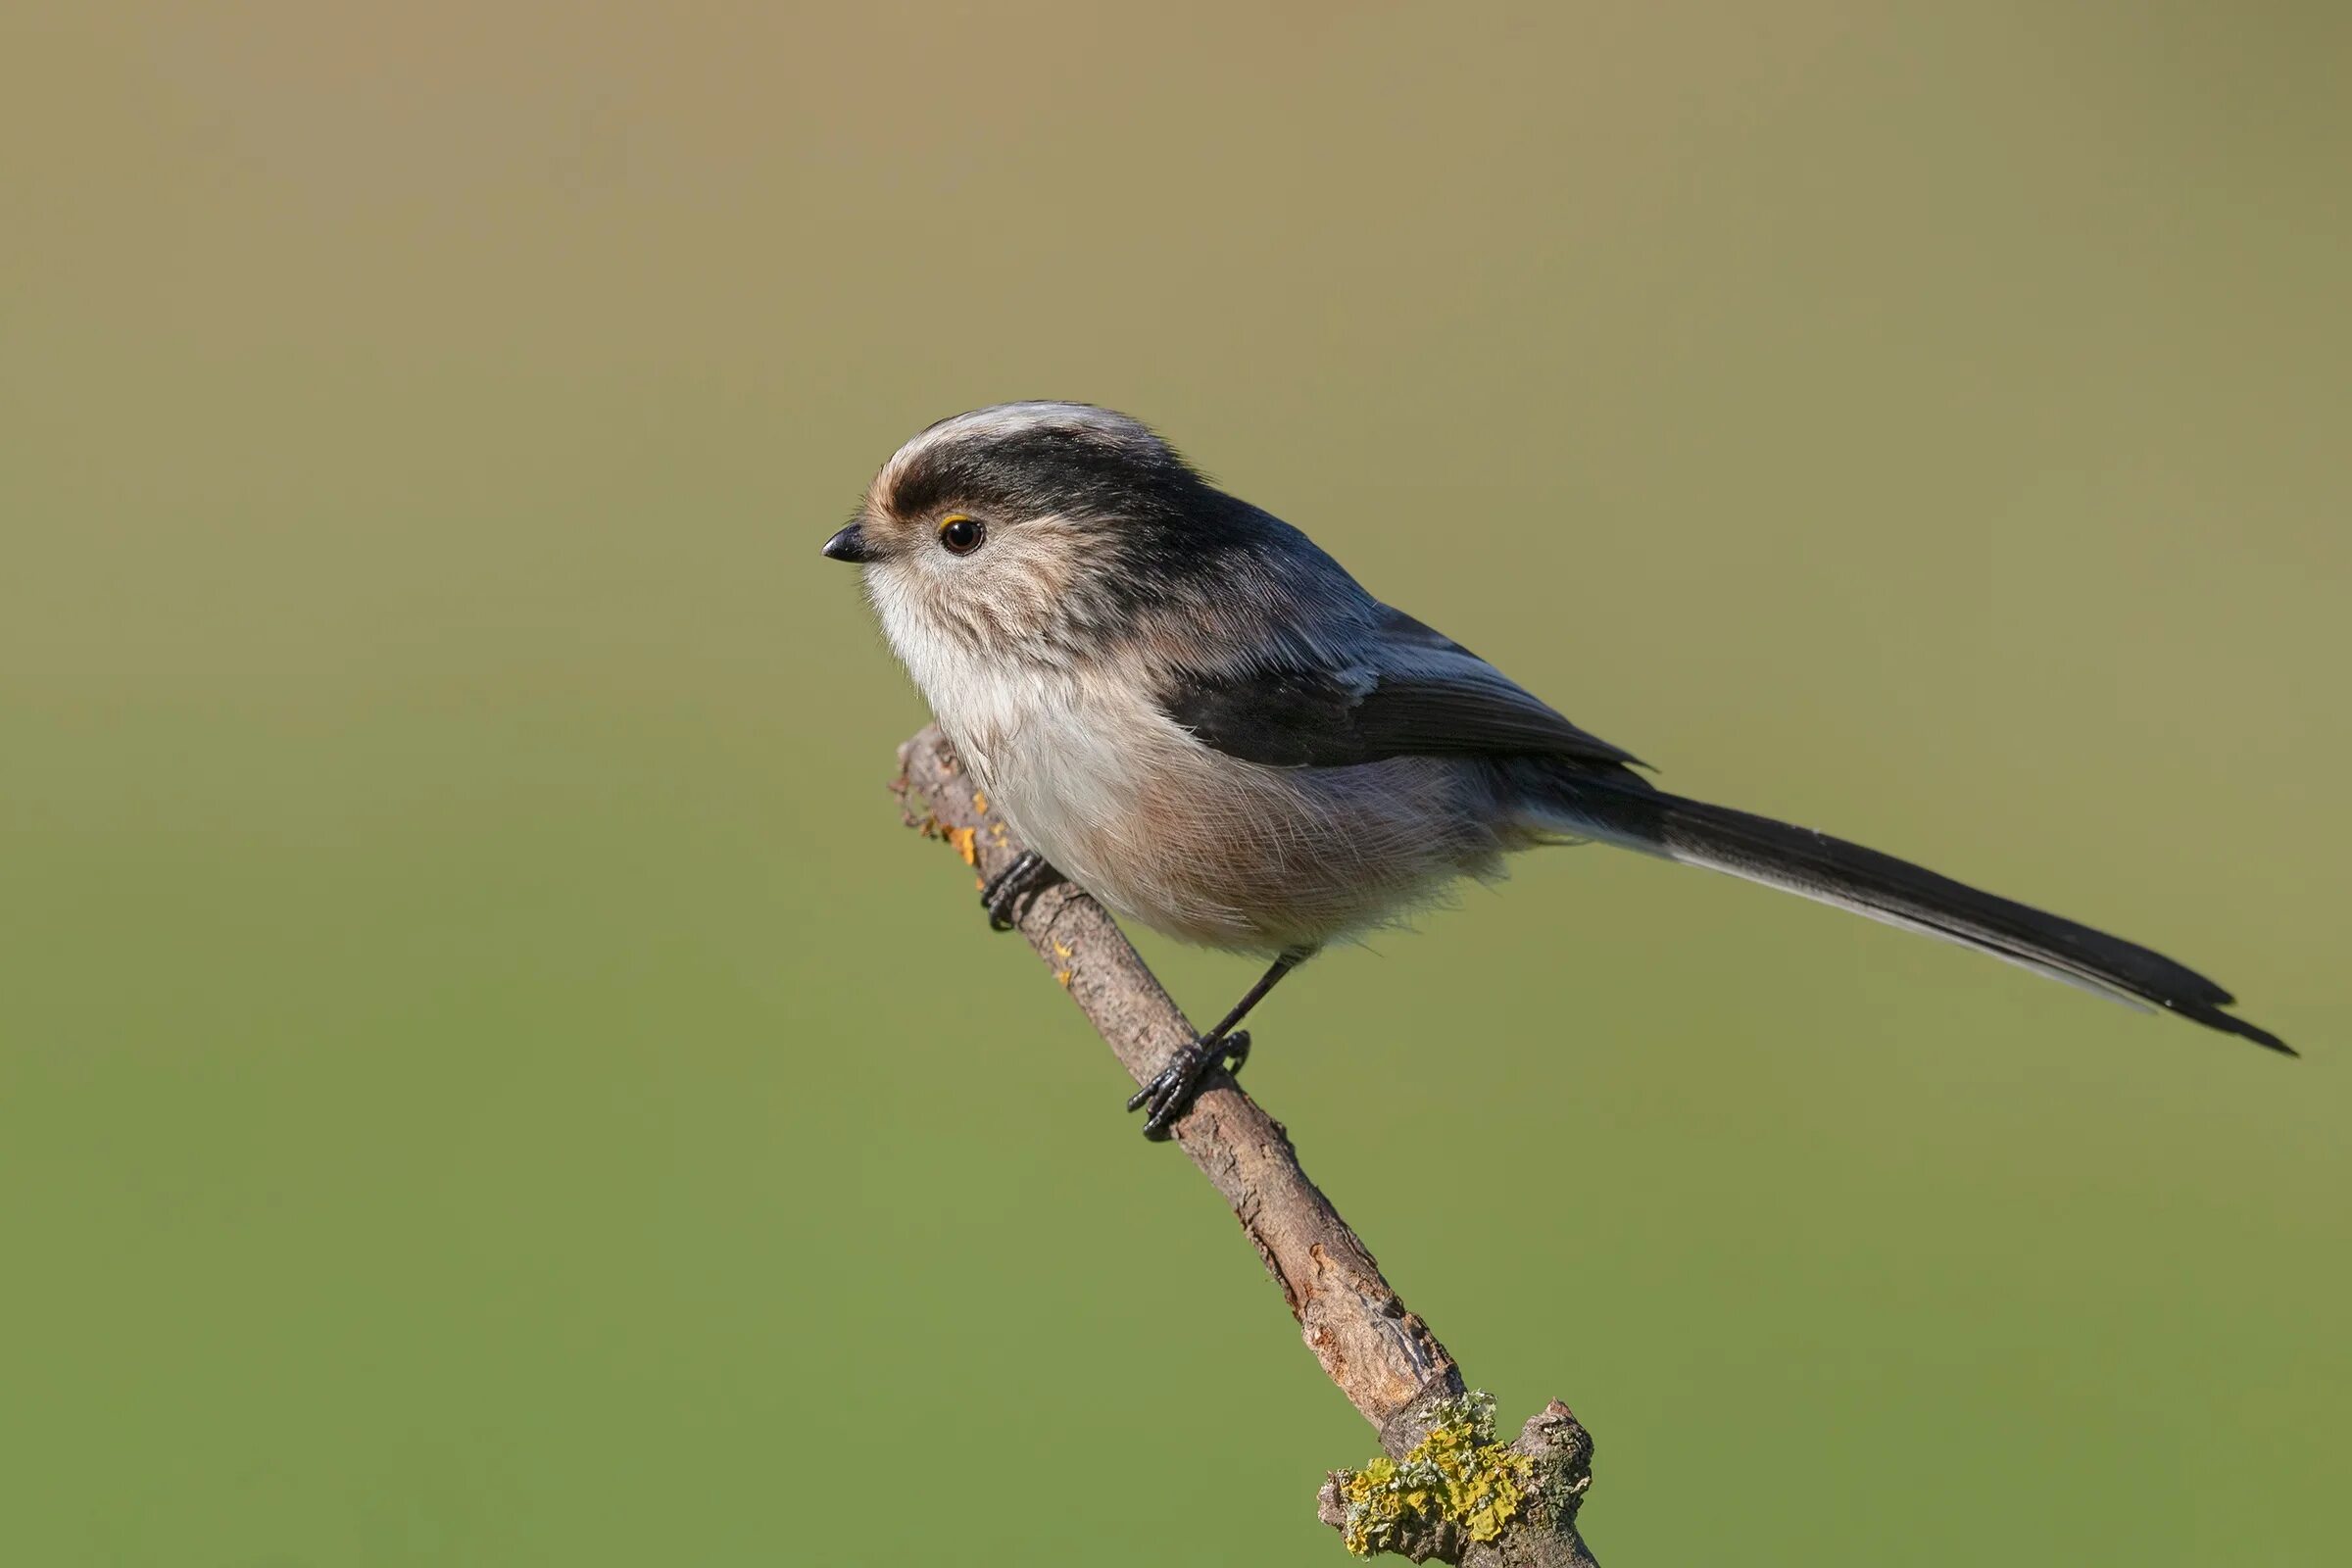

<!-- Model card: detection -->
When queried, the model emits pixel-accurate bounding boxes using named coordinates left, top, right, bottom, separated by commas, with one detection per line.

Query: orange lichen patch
left=1053, top=940, right=1073, bottom=959
left=1056, top=970, right=1073, bottom=988
left=948, top=826, right=978, bottom=866
left=972, top=791, right=989, bottom=813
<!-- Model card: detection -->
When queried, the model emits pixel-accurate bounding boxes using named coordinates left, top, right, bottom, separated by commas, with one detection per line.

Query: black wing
left=1161, top=609, right=1645, bottom=772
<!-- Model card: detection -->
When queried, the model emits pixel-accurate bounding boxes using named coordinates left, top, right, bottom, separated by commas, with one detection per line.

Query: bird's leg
left=1128, top=951, right=1305, bottom=1141
left=981, top=850, right=1062, bottom=932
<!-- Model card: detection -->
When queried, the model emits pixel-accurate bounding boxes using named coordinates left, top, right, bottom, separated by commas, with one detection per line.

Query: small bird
left=824, top=402, right=2290, bottom=1137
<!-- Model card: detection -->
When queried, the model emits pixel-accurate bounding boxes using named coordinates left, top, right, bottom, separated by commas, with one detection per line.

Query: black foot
left=1124, top=1030, right=1250, bottom=1141
left=981, top=851, right=1062, bottom=932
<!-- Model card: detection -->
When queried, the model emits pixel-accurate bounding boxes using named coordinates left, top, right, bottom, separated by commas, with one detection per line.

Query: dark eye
left=937, top=514, right=985, bottom=556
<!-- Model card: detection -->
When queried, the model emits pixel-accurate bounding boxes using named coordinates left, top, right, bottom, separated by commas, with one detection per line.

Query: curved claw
left=1220, top=1029, right=1251, bottom=1078
left=1126, top=1031, right=1250, bottom=1140
left=981, top=851, right=1061, bottom=932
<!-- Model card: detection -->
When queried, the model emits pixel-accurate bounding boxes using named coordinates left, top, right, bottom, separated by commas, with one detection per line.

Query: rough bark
left=894, top=726, right=1600, bottom=1565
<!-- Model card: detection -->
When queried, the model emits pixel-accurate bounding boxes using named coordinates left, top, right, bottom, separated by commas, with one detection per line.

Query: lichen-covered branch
left=894, top=725, right=1601, bottom=1566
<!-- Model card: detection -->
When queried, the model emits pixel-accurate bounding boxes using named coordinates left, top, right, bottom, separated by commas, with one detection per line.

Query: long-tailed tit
left=823, top=403, right=2289, bottom=1138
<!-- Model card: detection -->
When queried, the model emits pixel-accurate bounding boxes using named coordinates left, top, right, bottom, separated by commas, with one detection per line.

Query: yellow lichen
left=948, top=826, right=977, bottom=866
left=1053, top=941, right=1073, bottom=959
left=1055, top=970, right=1073, bottom=988
left=1334, top=1393, right=1532, bottom=1557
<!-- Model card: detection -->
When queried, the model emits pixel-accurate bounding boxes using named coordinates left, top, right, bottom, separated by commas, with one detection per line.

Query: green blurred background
left=4, top=3, right=2346, bottom=1562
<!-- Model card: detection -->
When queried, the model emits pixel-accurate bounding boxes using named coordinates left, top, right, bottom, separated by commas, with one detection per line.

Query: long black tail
left=1538, top=771, right=2291, bottom=1054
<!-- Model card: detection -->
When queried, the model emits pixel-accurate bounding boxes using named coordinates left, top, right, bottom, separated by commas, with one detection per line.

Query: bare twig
left=895, top=726, right=1600, bottom=1565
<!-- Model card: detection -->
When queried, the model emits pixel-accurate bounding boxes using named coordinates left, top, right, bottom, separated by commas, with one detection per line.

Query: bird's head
left=825, top=402, right=1258, bottom=659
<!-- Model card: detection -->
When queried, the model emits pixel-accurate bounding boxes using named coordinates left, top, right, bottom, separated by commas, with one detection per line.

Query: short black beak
left=821, top=523, right=872, bottom=564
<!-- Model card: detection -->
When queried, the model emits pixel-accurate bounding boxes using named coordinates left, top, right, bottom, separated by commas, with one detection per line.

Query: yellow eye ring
left=937, top=514, right=985, bottom=555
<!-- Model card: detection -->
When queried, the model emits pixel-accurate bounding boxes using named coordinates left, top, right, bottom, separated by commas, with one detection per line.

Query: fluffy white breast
left=868, top=564, right=1154, bottom=863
